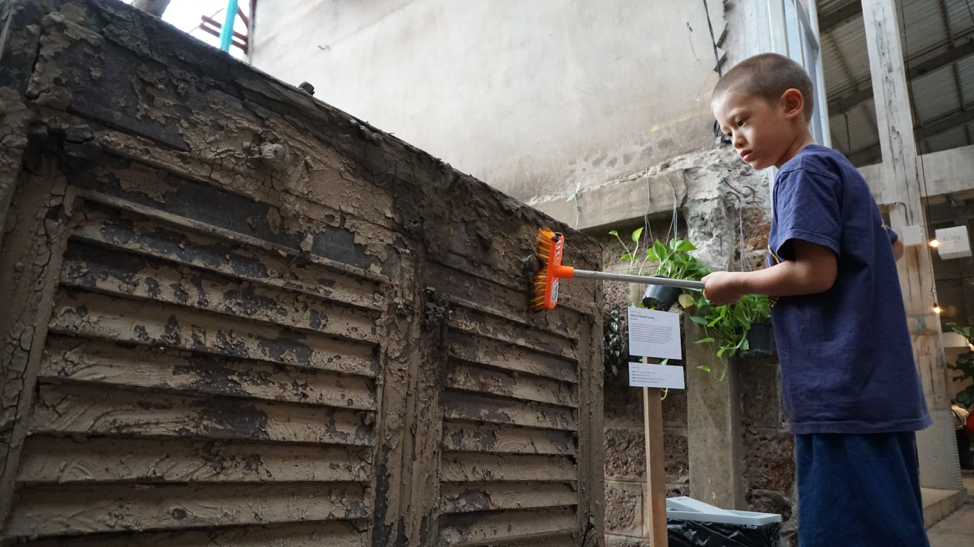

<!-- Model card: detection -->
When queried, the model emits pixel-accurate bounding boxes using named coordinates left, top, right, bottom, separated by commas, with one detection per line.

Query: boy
left=704, top=53, right=932, bottom=547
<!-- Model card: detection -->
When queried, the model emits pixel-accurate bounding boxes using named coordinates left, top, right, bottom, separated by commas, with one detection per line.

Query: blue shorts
left=796, top=432, right=930, bottom=547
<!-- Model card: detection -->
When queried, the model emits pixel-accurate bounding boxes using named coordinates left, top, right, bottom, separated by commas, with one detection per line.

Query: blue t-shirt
left=768, top=144, right=932, bottom=435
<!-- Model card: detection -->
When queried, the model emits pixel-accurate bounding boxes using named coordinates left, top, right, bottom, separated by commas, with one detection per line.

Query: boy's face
left=713, top=90, right=800, bottom=170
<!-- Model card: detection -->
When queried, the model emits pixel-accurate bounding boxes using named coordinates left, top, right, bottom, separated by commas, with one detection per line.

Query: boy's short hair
left=713, top=53, right=815, bottom=121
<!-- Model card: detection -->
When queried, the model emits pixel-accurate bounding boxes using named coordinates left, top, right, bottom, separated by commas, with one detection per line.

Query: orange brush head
left=531, top=227, right=574, bottom=311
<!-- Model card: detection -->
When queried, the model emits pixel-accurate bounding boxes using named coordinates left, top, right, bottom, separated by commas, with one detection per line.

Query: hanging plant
left=687, top=293, right=773, bottom=377
left=642, top=238, right=710, bottom=310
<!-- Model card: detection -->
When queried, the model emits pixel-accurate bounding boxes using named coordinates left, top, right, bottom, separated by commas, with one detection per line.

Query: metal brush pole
left=570, top=270, right=706, bottom=290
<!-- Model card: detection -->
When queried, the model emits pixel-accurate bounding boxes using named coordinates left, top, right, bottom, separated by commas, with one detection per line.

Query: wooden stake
left=644, top=383, right=668, bottom=546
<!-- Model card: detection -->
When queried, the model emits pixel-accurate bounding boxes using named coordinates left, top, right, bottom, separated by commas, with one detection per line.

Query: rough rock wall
left=0, top=1, right=606, bottom=546
left=739, top=357, right=798, bottom=547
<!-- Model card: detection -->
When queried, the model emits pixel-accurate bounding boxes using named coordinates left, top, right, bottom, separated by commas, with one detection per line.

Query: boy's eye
left=736, top=119, right=746, bottom=127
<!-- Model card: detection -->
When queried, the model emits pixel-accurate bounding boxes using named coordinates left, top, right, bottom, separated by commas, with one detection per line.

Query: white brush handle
left=571, top=270, right=705, bottom=290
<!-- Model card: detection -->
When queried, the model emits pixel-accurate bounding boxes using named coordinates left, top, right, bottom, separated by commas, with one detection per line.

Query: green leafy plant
left=646, top=238, right=710, bottom=282
left=688, top=293, right=772, bottom=378
left=608, top=232, right=710, bottom=283
left=946, top=323, right=974, bottom=408
left=738, top=293, right=771, bottom=326
left=609, top=227, right=647, bottom=276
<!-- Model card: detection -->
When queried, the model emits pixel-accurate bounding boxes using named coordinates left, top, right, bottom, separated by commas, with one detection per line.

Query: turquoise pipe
left=219, top=0, right=239, bottom=52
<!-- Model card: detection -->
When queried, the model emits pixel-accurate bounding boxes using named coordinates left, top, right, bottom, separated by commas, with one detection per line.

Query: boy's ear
left=780, top=88, right=805, bottom=120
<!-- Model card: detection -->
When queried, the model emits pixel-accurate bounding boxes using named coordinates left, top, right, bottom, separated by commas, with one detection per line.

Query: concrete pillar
left=861, top=0, right=963, bottom=491
left=685, top=315, right=746, bottom=509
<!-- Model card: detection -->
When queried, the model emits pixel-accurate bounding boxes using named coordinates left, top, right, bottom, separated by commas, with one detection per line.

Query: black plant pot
left=642, top=277, right=682, bottom=311
left=740, top=322, right=774, bottom=361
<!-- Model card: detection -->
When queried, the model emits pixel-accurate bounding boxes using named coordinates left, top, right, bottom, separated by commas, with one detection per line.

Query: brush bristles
left=536, top=227, right=555, bottom=261
left=531, top=228, right=557, bottom=311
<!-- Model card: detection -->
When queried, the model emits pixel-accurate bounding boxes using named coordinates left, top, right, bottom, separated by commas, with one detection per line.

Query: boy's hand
left=702, top=272, right=746, bottom=305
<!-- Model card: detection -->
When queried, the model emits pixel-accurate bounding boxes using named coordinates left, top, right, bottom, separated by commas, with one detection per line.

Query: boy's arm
left=703, top=240, right=837, bottom=305
left=885, top=225, right=905, bottom=261
left=892, top=238, right=905, bottom=261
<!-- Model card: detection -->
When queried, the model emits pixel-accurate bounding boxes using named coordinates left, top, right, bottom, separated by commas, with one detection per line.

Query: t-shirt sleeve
left=772, top=168, right=842, bottom=261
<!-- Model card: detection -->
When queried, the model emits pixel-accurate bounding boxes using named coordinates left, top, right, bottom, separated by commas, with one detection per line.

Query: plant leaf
left=698, top=365, right=711, bottom=373
left=676, top=240, right=697, bottom=252
left=653, top=240, right=667, bottom=261
left=632, top=227, right=644, bottom=243
left=696, top=337, right=715, bottom=344
left=609, top=230, right=618, bottom=237
left=678, top=293, right=696, bottom=308
left=690, top=315, right=708, bottom=325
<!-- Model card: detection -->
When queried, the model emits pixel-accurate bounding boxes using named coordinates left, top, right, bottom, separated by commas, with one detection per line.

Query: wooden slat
left=75, top=188, right=393, bottom=284
left=73, top=209, right=384, bottom=310
left=467, top=532, right=577, bottom=547
left=448, top=307, right=577, bottom=361
left=17, top=436, right=371, bottom=484
left=40, top=336, right=376, bottom=410
left=446, top=332, right=577, bottom=384
left=426, top=262, right=584, bottom=340
left=438, top=507, right=577, bottom=546
left=48, top=289, right=377, bottom=378
left=29, top=383, right=374, bottom=447
left=440, top=482, right=577, bottom=514
left=445, top=360, right=577, bottom=407
left=6, top=483, right=370, bottom=538
left=19, top=520, right=368, bottom=547
left=440, top=453, right=576, bottom=483
left=442, top=391, right=576, bottom=431
left=441, top=422, right=576, bottom=456
left=60, top=241, right=380, bottom=343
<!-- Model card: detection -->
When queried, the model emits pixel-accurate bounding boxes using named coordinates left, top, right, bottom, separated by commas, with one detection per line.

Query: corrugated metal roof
left=818, top=0, right=974, bottom=165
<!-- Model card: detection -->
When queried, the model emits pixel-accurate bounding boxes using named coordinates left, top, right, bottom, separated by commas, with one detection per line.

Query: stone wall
left=739, top=357, right=798, bottom=546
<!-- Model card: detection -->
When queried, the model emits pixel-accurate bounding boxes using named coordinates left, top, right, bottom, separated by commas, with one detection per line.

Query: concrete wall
left=251, top=0, right=727, bottom=203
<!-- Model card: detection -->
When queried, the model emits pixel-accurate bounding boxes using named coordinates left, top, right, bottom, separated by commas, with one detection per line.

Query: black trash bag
left=667, top=518, right=781, bottom=547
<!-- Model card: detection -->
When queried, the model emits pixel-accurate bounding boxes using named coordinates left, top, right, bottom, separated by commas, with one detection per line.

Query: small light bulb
left=933, top=303, right=942, bottom=314
left=929, top=239, right=940, bottom=248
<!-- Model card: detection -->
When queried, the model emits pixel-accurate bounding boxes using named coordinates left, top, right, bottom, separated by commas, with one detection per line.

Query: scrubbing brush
left=532, top=227, right=706, bottom=311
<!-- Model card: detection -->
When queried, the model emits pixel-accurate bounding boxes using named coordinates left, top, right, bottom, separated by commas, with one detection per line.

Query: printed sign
left=936, top=226, right=972, bottom=259
left=628, top=361, right=685, bottom=389
left=627, top=307, right=682, bottom=360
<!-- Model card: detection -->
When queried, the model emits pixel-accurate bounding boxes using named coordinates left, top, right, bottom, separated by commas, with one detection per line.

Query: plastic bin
left=666, top=496, right=782, bottom=547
